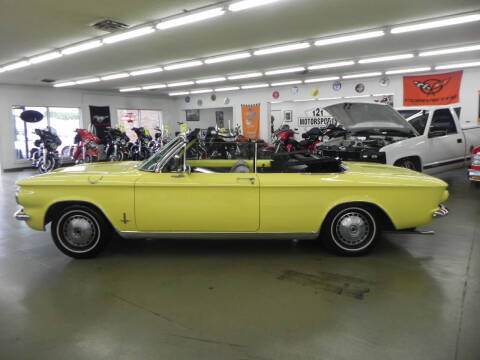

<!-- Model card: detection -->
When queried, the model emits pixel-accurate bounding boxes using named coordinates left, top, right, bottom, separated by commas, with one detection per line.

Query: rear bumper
left=14, top=209, right=31, bottom=221
left=468, top=169, right=480, bottom=182
left=433, top=204, right=449, bottom=218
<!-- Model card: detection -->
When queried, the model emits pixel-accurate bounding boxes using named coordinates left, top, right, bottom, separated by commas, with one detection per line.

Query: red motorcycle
left=265, top=126, right=299, bottom=153
left=71, top=129, right=102, bottom=163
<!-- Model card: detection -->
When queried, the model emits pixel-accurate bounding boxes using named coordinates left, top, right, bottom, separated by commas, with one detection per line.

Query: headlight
left=472, top=153, right=480, bottom=166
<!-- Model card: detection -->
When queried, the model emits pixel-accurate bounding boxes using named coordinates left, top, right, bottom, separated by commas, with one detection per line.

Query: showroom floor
left=0, top=168, right=478, bottom=360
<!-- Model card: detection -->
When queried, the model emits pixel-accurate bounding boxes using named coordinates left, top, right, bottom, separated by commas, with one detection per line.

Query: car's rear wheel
left=51, top=205, right=111, bottom=258
left=322, top=205, right=379, bottom=256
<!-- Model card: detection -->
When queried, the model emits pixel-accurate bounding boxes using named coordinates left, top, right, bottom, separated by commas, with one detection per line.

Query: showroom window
left=12, top=106, right=81, bottom=160
left=117, top=109, right=163, bottom=142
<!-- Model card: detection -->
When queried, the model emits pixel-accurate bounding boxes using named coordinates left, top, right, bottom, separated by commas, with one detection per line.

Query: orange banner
left=241, top=104, right=260, bottom=139
left=403, top=70, right=463, bottom=106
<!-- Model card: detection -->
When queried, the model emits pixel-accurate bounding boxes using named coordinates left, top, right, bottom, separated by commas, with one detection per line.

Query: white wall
left=184, top=107, right=233, bottom=129
left=177, top=67, right=480, bottom=139
left=0, top=84, right=177, bottom=171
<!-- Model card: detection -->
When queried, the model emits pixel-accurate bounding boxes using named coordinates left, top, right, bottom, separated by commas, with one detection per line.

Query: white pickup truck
left=317, top=102, right=480, bottom=173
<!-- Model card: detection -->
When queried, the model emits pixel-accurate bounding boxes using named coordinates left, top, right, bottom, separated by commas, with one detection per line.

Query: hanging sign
left=403, top=70, right=463, bottom=106
left=241, top=104, right=260, bottom=139
left=298, top=107, right=337, bottom=128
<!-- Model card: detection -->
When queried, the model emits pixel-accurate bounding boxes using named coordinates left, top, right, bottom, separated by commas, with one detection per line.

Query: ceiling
left=1, top=0, right=479, bottom=94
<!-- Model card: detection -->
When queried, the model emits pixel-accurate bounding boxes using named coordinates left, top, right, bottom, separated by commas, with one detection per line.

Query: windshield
left=402, top=110, right=430, bottom=135
left=139, top=137, right=183, bottom=172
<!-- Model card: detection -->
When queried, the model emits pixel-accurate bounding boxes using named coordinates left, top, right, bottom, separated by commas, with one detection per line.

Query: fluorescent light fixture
left=53, top=81, right=76, bottom=88
left=254, top=42, right=310, bottom=56
left=315, top=30, right=385, bottom=47
left=318, top=96, right=342, bottom=101
left=241, top=84, right=269, bottom=89
left=419, top=44, right=480, bottom=57
left=30, top=51, right=62, bottom=64
left=304, top=76, right=340, bottom=83
left=142, top=84, right=167, bottom=90
left=190, top=89, right=214, bottom=94
left=373, top=93, right=395, bottom=97
left=391, top=13, right=480, bottom=34
left=344, top=94, right=371, bottom=99
left=168, top=81, right=195, bottom=87
left=3, top=60, right=30, bottom=71
left=103, top=26, right=155, bottom=44
left=435, top=61, right=480, bottom=70
left=271, top=100, right=284, bottom=104
left=164, top=60, right=203, bottom=71
left=205, top=52, right=251, bottom=64
left=62, top=40, right=103, bottom=55
left=308, top=60, right=355, bottom=70
left=169, top=91, right=190, bottom=96
left=228, top=72, right=263, bottom=80
left=215, top=86, right=240, bottom=92
left=120, top=87, right=142, bottom=92
left=157, top=8, right=225, bottom=30
left=130, top=67, right=163, bottom=76
left=101, top=73, right=130, bottom=81
left=385, top=66, right=431, bottom=75
left=0, top=68, right=5, bottom=73
left=75, top=77, right=101, bottom=84
left=359, top=53, right=414, bottom=64
left=229, top=0, right=281, bottom=12
left=196, top=77, right=226, bottom=84
left=271, top=80, right=302, bottom=86
left=265, top=67, right=305, bottom=76
left=342, top=72, right=383, bottom=79
left=294, top=99, right=316, bottom=102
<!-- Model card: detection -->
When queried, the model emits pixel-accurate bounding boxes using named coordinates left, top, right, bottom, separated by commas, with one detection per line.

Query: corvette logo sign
left=403, top=70, right=463, bottom=106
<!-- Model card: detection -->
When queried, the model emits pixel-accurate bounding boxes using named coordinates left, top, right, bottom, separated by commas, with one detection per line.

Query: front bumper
left=468, top=169, right=480, bottom=182
left=433, top=204, right=449, bottom=218
left=14, top=209, right=31, bottom=221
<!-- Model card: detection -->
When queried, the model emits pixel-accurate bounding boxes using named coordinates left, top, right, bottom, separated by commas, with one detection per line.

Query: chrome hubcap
left=336, top=212, right=370, bottom=246
left=62, top=215, right=96, bottom=248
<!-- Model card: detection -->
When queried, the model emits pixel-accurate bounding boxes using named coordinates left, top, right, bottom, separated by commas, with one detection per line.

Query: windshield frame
left=138, top=136, right=184, bottom=172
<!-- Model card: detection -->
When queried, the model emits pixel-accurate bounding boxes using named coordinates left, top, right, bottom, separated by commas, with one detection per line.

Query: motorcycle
left=32, top=127, right=62, bottom=173
left=147, top=126, right=168, bottom=154
left=104, top=127, right=131, bottom=161
left=71, top=129, right=102, bottom=164
left=130, top=127, right=153, bottom=160
left=264, top=125, right=299, bottom=153
left=298, top=127, right=324, bottom=152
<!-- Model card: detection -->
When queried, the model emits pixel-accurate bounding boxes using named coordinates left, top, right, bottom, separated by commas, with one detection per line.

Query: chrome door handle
left=237, top=177, right=255, bottom=184
left=171, top=174, right=185, bottom=178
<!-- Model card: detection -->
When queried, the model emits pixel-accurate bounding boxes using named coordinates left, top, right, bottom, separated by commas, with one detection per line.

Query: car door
left=134, top=171, right=259, bottom=232
left=423, top=108, right=465, bottom=170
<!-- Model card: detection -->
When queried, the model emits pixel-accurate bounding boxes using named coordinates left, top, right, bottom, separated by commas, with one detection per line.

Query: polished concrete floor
left=0, top=168, right=479, bottom=360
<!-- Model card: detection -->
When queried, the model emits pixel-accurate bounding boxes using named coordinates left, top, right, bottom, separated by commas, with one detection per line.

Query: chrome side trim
left=433, top=204, right=449, bottom=218
left=14, top=209, right=30, bottom=221
left=118, top=231, right=319, bottom=240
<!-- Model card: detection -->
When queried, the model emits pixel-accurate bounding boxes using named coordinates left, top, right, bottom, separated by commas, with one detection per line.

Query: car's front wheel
left=51, top=205, right=111, bottom=258
left=322, top=205, right=379, bottom=256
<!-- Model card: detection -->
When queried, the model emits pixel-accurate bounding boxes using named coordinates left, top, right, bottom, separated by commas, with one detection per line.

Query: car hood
left=324, top=102, right=417, bottom=135
left=17, top=161, right=142, bottom=186
left=52, top=161, right=141, bottom=175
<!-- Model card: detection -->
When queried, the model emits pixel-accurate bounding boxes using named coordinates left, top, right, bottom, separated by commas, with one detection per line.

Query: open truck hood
left=324, top=102, right=418, bottom=135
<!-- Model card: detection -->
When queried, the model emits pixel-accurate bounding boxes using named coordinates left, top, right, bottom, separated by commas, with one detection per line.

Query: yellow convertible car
left=15, top=136, right=449, bottom=258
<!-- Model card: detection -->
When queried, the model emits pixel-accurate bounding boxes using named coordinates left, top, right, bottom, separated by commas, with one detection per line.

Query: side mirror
left=428, top=129, right=447, bottom=138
